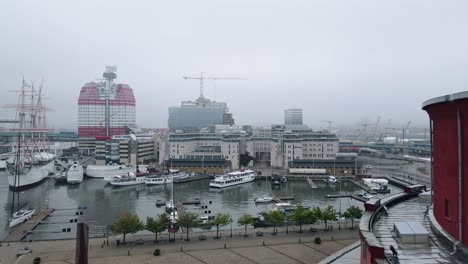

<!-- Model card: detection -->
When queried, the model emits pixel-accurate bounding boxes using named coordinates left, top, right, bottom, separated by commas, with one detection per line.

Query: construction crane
left=319, top=120, right=336, bottom=131
left=353, top=123, right=369, bottom=143
left=182, top=72, right=247, bottom=99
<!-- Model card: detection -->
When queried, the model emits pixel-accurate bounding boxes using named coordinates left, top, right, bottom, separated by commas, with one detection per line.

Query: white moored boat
left=254, top=196, right=274, bottom=203
left=9, top=208, right=36, bottom=228
left=145, top=169, right=189, bottom=185
left=145, top=176, right=173, bottom=185
left=110, top=172, right=146, bottom=187
left=209, top=169, right=256, bottom=188
left=325, top=175, right=337, bottom=184
left=67, top=161, right=83, bottom=184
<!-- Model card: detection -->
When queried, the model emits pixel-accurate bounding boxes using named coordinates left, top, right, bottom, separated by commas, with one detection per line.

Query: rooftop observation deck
left=375, top=198, right=462, bottom=263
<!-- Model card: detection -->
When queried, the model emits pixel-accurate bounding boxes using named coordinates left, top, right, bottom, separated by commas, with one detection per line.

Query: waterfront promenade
left=1, top=224, right=359, bottom=264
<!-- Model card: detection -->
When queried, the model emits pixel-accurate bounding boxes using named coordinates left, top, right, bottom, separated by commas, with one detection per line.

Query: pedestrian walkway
left=3, top=225, right=359, bottom=264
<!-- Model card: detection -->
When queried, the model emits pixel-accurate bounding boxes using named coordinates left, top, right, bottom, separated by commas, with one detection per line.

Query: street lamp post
left=106, top=224, right=110, bottom=246
left=229, top=218, right=233, bottom=238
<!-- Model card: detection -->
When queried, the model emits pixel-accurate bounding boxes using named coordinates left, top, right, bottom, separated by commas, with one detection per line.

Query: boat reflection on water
left=209, top=181, right=254, bottom=194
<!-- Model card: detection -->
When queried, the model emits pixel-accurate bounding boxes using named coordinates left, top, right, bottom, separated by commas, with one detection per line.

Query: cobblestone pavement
left=1, top=225, right=359, bottom=264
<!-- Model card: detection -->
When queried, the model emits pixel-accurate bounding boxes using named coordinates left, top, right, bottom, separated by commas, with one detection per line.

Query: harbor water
left=0, top=172, right=402, bottom=240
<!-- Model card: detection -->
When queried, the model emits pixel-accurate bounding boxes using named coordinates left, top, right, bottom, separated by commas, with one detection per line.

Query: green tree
left=178, top=212, right=201, bottom=241
left=288, top=204, right=317, bottom=233
left=146, top=214, right=170, bottom=242
left=211, top=213, right=231, bottom=239
left=110, top=213, right=144, bottom=244
left=342, top=205, right=363, bottom=229
left=265, top=209, right=285, bottom=234
left=237, top=214, right=255, bottom=237
left=320, top=205, right=337, bottom=230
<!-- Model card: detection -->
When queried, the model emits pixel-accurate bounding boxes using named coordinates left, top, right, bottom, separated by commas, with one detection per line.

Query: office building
left=284, top=108, right=303, bottom=125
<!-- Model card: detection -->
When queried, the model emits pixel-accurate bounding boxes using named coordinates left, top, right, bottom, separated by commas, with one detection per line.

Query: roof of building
left=422, top=91, right=468, bottom=109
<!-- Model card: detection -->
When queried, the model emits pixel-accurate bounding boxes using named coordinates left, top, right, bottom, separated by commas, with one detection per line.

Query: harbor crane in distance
left=182, top=72, right=247, bottom=99
left=319, top=120, right=335, bottom=131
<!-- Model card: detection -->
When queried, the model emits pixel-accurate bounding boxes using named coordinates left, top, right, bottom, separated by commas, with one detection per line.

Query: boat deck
left=4, top=208, right=55, bottom=242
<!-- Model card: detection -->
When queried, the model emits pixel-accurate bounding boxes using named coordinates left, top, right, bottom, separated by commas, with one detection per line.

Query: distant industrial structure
left=284, top=108, right=303, bottom=125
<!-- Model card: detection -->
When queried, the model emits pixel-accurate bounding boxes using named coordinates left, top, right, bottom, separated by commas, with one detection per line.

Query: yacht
left=9, top=208, right=36, bottom=228
left=209, top=169, right=256, bottom=188
left=67, top=161, right=83, bottom=184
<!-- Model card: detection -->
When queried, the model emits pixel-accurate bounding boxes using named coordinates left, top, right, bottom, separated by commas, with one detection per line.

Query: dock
left=306, top=177, right=318, bottom=189
left=156, top=199, right=201, bottom=207
left=4, top=208, right=55, bottom=242
left=325, top=193, right=368, bottom=203
left=346, top=180, right=377, bottom=194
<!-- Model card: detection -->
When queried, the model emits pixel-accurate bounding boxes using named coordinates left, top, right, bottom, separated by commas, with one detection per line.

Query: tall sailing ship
left=5, top=80, right=55, bottom=190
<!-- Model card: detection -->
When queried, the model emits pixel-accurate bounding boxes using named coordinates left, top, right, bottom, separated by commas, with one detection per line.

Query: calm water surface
left=0, top=172, right=402, bottom=240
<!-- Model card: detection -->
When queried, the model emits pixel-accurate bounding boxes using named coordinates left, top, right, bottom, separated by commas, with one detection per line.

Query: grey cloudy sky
left=1, top=0, right=467, bottom=131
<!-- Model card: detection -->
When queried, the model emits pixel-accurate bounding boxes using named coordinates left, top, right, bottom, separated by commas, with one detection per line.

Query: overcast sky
left=1, top=0, right=467, bottom=131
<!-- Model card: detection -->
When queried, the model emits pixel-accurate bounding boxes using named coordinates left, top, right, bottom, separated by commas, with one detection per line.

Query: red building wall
left=424, top=99, right=468, bottom=246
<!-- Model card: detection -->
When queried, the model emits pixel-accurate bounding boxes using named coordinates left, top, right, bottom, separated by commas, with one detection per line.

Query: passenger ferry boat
left=110, top=172, right=146, bottom=187
left=209, top=169, right=256, bottom=188
left=144, top=169, right=187, bottom=185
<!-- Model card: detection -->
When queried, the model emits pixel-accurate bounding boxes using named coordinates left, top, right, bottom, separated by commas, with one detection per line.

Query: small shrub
left=33, top=257, right=41, bottom=264
left=314, top=237, right=322, bottom=244
left=153, top=248, right=161, bottom=256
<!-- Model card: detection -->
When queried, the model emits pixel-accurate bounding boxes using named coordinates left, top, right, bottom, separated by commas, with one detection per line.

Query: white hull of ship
left=67, top=165, right=83, bottom=184
left=110, top=177, right=146, bottom=187
left=7, top=161, right=54, bottom=190
left=9, top=209, right=36, bottom=228
left=86, top=165, right=136, bottom=178
left=145, top=176, right=173, bottom=185
left=209, top=171, right=256, bottom=188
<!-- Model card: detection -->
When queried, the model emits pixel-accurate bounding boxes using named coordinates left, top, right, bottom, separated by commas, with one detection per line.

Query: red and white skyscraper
left=78, top=66, right=136, bottom=138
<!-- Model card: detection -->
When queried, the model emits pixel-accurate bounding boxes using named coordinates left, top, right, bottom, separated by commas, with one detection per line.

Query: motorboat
left=280, top=176, right=288, bottom=183
left=209, top=169, right=256, bottom=188
left=254, top=196, right=274, bottom=203
left=361, top=192, right=373, bottom=199
left=270, top=175, right=281, bottom=186
left=254, top=176, right=275, bottom=203
left=325, top=175, right=337, bottom=184
left=9, top=208, right=36, bottom=228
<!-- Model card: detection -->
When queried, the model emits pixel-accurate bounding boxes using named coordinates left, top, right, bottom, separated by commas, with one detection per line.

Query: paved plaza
left=1, top=225, right=359, bottom=264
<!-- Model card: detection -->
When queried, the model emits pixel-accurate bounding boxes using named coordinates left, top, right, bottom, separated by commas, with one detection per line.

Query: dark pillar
left=76, top=222, right=89, bottom=264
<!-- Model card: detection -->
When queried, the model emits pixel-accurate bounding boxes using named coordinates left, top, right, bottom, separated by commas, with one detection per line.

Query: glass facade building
left=168, top=97, right=233, bottom=131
